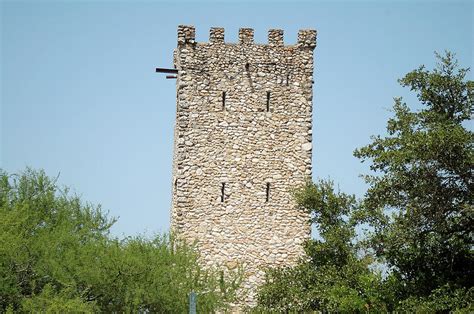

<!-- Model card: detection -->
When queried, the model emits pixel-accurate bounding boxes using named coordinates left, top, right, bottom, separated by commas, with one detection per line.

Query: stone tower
left=170, top=25, right=316, bottom=305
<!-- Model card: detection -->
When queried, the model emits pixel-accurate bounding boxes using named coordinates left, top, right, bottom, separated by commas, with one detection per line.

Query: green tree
left=0, top=168, right=114, bottom=310
left=86, top=235, right=241, bottom=312
left=354, top=52, right=473, bottom=302
left=0, top=168, right=240, bottom=312
left=256, top=52, right=473, bottom=312
left=256, top=180, right=388, bottom=312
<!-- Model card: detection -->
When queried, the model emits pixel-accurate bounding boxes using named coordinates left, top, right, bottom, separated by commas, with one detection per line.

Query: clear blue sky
left=1, top=0, right=472, bottom=237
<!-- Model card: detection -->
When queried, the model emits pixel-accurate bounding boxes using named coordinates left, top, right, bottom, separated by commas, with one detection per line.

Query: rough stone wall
left=170, top=25, right=316, bottom=306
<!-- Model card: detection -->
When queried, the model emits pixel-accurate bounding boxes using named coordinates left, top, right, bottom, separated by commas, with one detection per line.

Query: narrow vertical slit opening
left=221, top=183, right=225, bottom=202
left=174, top=178, right=177, bottom=193
left=286, top=74, right=290, bottom=86
left=266, top=91, right=271, bottom=112
left=222, top=92, right=226, bottom=111
left=266, top=182, right=270, bottom=202
left=245, top=63, right=250, bottom=71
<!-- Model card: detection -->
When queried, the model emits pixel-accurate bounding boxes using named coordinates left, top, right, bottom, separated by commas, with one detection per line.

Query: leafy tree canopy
left=256, top=179, right=388, bottom=312
left=256, top=52, right=473, bottom=312
left=354, top=51, right=473, bottom=297
left=0, top=168, right=240, bottom=312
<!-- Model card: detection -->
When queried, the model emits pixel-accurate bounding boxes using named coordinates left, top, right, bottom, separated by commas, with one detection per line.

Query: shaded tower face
left=170, top=25, right=316, bottom=305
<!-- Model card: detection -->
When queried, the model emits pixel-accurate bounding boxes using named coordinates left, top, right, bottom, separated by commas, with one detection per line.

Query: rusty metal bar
left=155, top=67, right=178, bottom=74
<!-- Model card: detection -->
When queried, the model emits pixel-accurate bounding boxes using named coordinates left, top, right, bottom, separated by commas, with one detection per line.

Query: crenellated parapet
left=297, top=29, right=317, bottom=48
left=238, top=28, right=254, bottom=44
left=268, top=29, right=284, bottom=46
left=177, top=25, right=196, bottom=45
left=177, top=25, right=317, bottom=49
left=209, top=27, right=225, bottom=44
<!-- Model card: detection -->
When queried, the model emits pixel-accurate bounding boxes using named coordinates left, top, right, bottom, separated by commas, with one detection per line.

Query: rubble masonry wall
left=170, top=25, right=316, bottom=306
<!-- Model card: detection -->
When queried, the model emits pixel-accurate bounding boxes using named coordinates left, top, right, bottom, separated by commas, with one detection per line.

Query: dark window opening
left=222, top=92, right=226, bottom=111
left=266, top=91, right=271, bottom=112
left=286, top=74, right=290, bottom=86
left=221, top=183, right=225, bottom=202
left=266, top=182, right=270, bottom=202
left=174, top=178, right=177, bottom=192
left=245, top=63, right=250, bottom=71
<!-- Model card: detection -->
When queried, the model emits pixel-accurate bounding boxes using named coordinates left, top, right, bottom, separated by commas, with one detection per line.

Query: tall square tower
left=170, top=25, right=316, bottom=305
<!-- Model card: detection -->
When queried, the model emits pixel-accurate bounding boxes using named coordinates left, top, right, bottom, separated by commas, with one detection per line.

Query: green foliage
left=20, top=284, right=98, bottom=313
left=0, top=168, right=239, bottom=312
left=256, top=180, right=388, bottom=312
left=256, top=52, right=473, bottom=312
left=294, top=179, right=357, bottom=269
left=0, top=168, right=113, bottom=310
left=354, top=51, right=473, bottom=299
left=396, top=285, right=473, bottom=313
left=87, top=235, right=241, bottom=312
